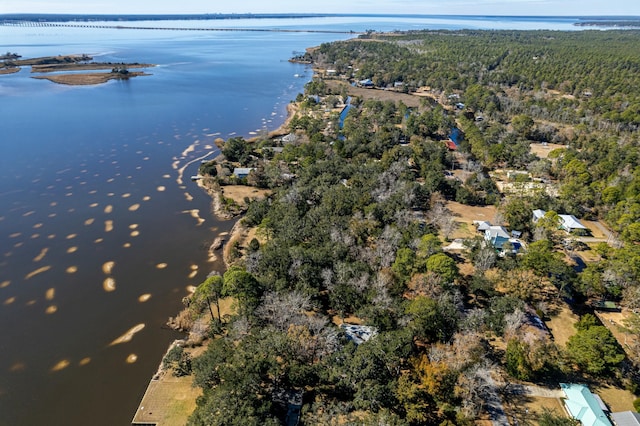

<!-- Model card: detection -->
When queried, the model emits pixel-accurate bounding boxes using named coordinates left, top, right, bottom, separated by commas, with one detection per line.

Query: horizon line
left=2, top=13, right=640, bottom=19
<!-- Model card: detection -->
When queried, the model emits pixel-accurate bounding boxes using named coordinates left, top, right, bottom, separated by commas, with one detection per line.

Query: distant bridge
left=0, top=20, right=362, bottom=35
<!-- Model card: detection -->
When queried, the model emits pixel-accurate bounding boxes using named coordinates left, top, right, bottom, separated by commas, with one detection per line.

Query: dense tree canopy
left=184, top=28, right=640, bottom=425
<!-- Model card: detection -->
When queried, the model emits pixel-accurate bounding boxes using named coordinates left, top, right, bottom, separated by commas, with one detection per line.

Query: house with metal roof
left=484, top=225, right=510, bottom=246
left=532, top=209, right=588, bottom=233
left=473, top=220, right=492, bottom=232
left=559, top=214, right=588, bottom=232
left=340, top=324, right=377, bottom=345
left=611, top=411, right=640, bottom=426
left=232, top=167, right=254, bottom=179
left=560, top=383, right=611, bottom=426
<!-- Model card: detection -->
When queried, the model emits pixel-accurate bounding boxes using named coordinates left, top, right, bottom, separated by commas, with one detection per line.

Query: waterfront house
left=232, top=168, right=254, bottom=179
left=280, top=133, right=297, bottom=145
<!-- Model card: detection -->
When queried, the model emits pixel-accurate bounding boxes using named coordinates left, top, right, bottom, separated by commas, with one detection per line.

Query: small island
left=0, top=53, right=155, bottom=85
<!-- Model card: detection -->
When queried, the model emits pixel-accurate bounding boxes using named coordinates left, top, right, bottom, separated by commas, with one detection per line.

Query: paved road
left=507, top=383, right=563, bottom=398
left=578, top=221, right=622, bottom=247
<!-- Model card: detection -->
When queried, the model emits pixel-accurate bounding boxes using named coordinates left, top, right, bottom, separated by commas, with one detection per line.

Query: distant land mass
left=0, top=13, right=330, bottom=22
left=575, top=19, right=640, bottom=27
left=1, top=13, right=640, bottom=24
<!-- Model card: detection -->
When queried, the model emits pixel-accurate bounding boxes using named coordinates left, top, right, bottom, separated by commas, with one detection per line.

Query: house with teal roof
left=560, top=383, right=611, bottom=426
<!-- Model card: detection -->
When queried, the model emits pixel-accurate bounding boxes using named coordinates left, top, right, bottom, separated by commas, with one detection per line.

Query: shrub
left=162, top=345, right=192, bottom=377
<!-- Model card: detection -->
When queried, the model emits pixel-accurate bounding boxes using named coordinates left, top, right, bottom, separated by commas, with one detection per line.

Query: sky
left=1, top=0, right=639, bottom=16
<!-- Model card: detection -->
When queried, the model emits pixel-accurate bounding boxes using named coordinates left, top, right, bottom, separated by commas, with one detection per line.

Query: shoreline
left=132, top=95, right=298, bottom=424
left=196, top=100, right=298, bottom=263
left=246, top=101, right=299, bottom=142
left=131, top=93, right=298, bottom=425
left=1, top=53, right=156, bottom=85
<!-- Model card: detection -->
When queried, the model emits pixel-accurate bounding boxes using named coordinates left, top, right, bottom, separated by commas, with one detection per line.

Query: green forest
left=176, top=29, right=640, bottom=425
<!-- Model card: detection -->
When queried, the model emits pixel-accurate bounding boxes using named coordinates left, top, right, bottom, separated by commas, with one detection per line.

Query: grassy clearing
left=132, top=374, right=200, bottom=426
left=529, top=142, right=568, bottom=159
left=544, top=304, right=579, bottom=348
left=596, top=384, right=638, bottom=412
left=503, top=393, right=567, bottom=426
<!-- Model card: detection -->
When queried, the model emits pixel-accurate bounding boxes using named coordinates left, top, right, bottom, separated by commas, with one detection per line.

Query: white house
left=560, top=214, right=588, bottom=232
left=473, top=220, right=492, bottom=232
left=532, top=209, right=588, bottom=233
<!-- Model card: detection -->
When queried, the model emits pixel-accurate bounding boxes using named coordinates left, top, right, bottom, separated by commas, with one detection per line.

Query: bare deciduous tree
left=427, top=196, right=457, bottom=240
left=503, top=308, right=526, bottom=339
left=256, top=291, right=311, bottom=331
left=474, top=243, right=497, bottom=272
left=460, top=308, right=488, bottom=333
left=407, top=272, right=444, bottom=299
left=375, top=225, right=402, bottom=268
left=372, top=160, right=407, bottom=202
left=372, top=270, right=393, bottom=308
left=456, top=362, right=499, bottom=419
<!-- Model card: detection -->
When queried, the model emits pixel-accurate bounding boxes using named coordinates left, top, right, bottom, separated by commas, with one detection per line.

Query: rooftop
left=611, top=411, right=640, bottom=426
left=341, top=324, right=377, bottom=345
left=560, top=383, right=611, bottom=426
left=532, top=209, right=587, bottom=230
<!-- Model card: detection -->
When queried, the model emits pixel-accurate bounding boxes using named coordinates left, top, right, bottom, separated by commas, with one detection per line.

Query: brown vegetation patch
left=331, top=314, right=363, bottom=326
left=447, top=201, right=498, bottom=224
left=131, top=370, right=201, bottom=426
left=581, top=220, right=611, bottom=240
left=219, top=185, right=270, bottom=206
left=529, top=142, right=567, bottom=159
left=32, top=72, right=149, bottom=86
left=446, top=201, right=498, bottom=240
left=458, top=259, right=475, bottom=276
left=325, top=80, right=422, bottom=107
left=503, top=393, right=566, bottom=426
left=595, top=384, right=638, bottom=412
left=544, top=303, right=579, bottom=347
left=0, top=67, right=20, bottom=75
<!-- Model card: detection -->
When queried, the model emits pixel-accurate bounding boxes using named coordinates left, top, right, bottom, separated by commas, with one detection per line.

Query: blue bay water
left=0, top=15, right=585, bottom=425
